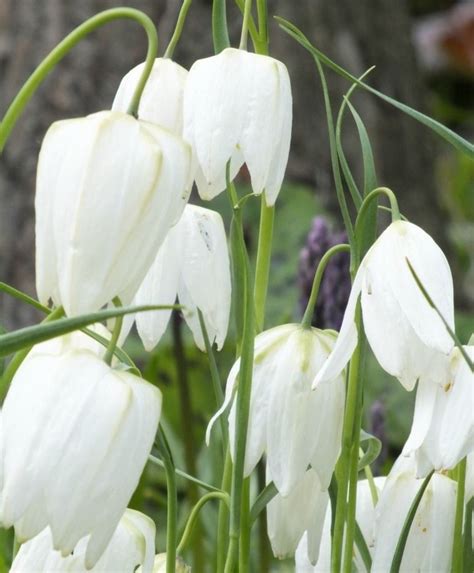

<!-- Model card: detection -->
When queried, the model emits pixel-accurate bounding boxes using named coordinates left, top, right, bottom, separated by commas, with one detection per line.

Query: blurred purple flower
left=298, top=216, right=351, bottom=330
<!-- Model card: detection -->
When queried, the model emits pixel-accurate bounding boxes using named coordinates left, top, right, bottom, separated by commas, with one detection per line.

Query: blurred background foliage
left=0, top=0, right=473, bottom=570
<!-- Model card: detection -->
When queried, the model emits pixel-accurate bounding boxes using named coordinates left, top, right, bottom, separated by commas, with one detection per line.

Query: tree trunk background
left=0, top=0, right=445, bottom=329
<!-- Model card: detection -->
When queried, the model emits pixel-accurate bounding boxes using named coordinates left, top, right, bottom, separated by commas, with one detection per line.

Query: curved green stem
left=148, top=454, right=223, bottom=493
left=390, top=471, right=434, bottom=573
left=301, top=243, right=350, bottom=328
left=164, top=0, right=193, bottom=59
left=234, top=0, right=261, bottom=52
left=356, top=187, right=400, bottom=228
left=216, top=449, right=233, bottom=572
left=104, top=297, right=122, bottom=366
left=157, top=428, right=178, bottom=573
left=254, top=201, right=274, bottom=332
left=177, top=491, right=229, bottom=554
left=0, top=8, right=158, bottom=151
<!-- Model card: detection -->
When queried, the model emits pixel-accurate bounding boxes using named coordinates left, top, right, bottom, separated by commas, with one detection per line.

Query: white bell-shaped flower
left=403, top=343, right=474, bottom=475
left=295, top=477, right=386, bottom=572
left=134, top=204, right=231, bottom=351
left=267, top=469, right=329, bottom=564
left=315, top=221, right=454, bottom=391
left=112, top=58, right=188, bottom=135
left=0, top=334, right=161, bottom=568
left=207, top=324, right=345, bottom=495
left=184, top=48, right=292, bottom=204
left=36, top=110, right=192, bottom=316
left=11, top=509, right=156, bottom=573
left=372, top=454, right=457, bottom=572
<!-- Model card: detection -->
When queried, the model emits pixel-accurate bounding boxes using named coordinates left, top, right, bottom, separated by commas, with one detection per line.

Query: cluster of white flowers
left=0, top=48, right=292, bottom=571
left=0, top=30, right=472, bottom=573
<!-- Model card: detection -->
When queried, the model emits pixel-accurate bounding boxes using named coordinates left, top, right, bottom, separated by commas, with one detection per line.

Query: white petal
left=135, top=226, right=182, bottom=351
left=313, top=268, right=363, bottom=387
left=112, top=58, right=188, bottom=135
left=403, top=378, right=439, bottom=454
left=178, top=205, right=231, bottom=350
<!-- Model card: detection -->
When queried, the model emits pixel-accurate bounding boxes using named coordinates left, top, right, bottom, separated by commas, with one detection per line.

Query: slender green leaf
left=250, top=481, right=278, bottom=523
left=463, top=498, right=473, bottom=573
left=406, top=258, right=474, bottom=371
left=276, top=17, right=474, bottom=157
left=0, top=282, right=49, bottom=313
left=148, top=456, right=223, bottom=494
left=0, top=304, right=181, bottom=358
left=390, top=471, right=434, bottom=573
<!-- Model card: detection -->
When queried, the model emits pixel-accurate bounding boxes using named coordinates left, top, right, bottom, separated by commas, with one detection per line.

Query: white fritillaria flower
left=372, top=454, right=457, bottom=573
left=184, top=48, right=292, bottom=204
left=315, top=221, right=454, bottom=391
left=207, top=324, right=345, bottom=495
left=404, top=343, right=474, bottom=476
left=267, top=469, right=329, bottom=564
left=134, top=204, right=231, bottom=351
left=36, top=110, right=192, bottom=316
left=295, top=478, right=386, bottom=572
left=1, top=334, right=161, bottom=568
left=11, top=509, right=156, bottom=573
left=113, top=58, right=188, bottom=135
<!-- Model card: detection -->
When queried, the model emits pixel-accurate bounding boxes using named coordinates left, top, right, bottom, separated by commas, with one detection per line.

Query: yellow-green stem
left=0, top=8, right=157, bottom=151
left=164, top=0, right=193, bottom=59
left=452, top=457, right=467, bottom=572
left=254, top=201, right=274, bottom=332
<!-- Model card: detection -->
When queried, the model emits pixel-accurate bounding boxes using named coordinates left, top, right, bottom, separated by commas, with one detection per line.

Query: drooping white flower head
left=267, top=469, right=329, bottom=565
left=295, top=477, right=386, bottom=572
left=0, top=333, right=162, bottom=568
left=315, top=221, right=455, bottom=391
left=112, top=58, right=188, bottom=135
left=207, top=324, right=345, bottom=495
left=371, top=454, right=457, bottom=573
left=134, top=204, right=231, bottom=351
left=11, top=509, right=156, bottom=573
left=184, top=48, right=292, bottom=205
left=404, top=343, right=474, bottom=476
left=36, top=110, right=192, bottom=316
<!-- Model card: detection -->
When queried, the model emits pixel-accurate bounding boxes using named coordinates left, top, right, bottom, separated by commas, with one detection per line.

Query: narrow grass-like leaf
left=358, top=429, right=382, bottom=471
left=406, top=258, right=474, bottom=370
left=250, top=481, right=278, bottom=523
left=0, top=282, right=48, bottom=313
left=149, top=454, right=223, bottom=493
left=276, top=17, right=474, bottom=157
left=0, top=303, right=181, bottom=358
left=390, top=471, right=434, bottom=573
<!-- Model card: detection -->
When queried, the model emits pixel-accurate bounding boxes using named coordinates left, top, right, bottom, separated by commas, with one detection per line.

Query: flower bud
left=184, top=48, right=292, bottom=204
left=0, top=336, right=162, bottom=568
left=113, top=58, right=188, bottom=135
left=36, top=111, right=192, bottom=316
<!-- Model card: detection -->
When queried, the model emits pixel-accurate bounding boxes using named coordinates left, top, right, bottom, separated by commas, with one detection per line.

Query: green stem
left=239, top=478, right=251, bottom=572
left=157, top=428, right=178, bottom=573
left=148, top=454, right=222, bottom=493
left=390, top=471, right=434, bottom=573
left=1, top=305, right=65, bottom=400
left=301, top=243, right=351, bottom=328
left=217, top=449, right=233, bottom=572
left=213, top=0, right=230, bottom=53
left=234, top=0, right=261, bottom=52
left=253, top=201, right=274, bottom=332
left=224, top=168, right=256, bottom=573
left=164, top=0, right=193, bottom=59
left=256, top=0, right=268, bottom=52
left=0, top=282, right=49, bottom=313
left=331, top=303, right=362, bottom=573
left=177, top=491, right=229, bottom=554
left=452, top=458, right=467, bottom=572
left=0, top=8, right=157, bottom=151
left=239, top=0, right=253, bottom=50
left=171, top=313, right=204, bottom=571
left=361, top=448, right=379, bottom=505
left=104, top=297, right=122, bottom=366
left=342, top=365, right=364, bottom=573
left=356, top=187, right=400, bottom=228
left=463, top=498, right=473, bottom=573
left=198, top=309, right=228, bottom=449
